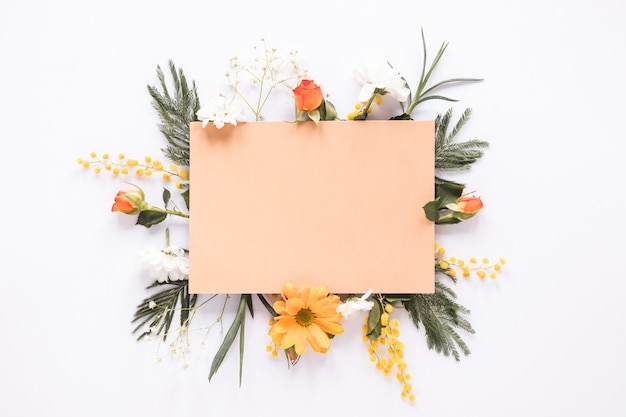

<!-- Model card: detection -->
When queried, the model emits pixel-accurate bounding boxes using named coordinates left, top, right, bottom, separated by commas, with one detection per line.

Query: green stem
left=150, top=207, right=189, bottom=218
left=355, top=88, right=383, bottom=120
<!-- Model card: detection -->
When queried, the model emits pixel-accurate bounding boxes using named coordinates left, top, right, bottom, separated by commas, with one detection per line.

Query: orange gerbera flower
left=269, top=283, right=344, bottom=356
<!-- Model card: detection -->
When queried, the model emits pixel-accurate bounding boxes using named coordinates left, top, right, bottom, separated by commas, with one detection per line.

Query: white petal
left=358, top=84, right=376, bottom=102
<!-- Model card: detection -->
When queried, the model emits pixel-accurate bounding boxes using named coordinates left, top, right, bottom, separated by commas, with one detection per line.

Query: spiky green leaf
left=402, top=282, right=474, bottom=361
left=435, top=108, right=489, bottom=172
left=147, top=60, right=200, bottom=166
left=209, top=294, right=248, bottom=382
left=131, top=280, right=195, bottom=341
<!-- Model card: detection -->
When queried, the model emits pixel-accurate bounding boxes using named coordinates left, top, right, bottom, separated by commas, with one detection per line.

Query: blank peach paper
left=189, top=120, right=434, bottom=294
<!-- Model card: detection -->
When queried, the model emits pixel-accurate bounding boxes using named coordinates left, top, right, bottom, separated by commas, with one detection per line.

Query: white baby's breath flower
left=196, top=95, right=244, bottom=129
left=355, top=61, right=410, bottom=103
left=336, top=289, right=375, bottom=318
left=139, top=245, right=189, bottom=282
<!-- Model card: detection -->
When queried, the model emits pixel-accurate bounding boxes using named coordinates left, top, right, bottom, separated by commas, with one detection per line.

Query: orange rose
left=456, top=195, right=483, bottom=213
left=111, top=188, right=146, bottom=214
left=293, top=79, right=324, bottom=111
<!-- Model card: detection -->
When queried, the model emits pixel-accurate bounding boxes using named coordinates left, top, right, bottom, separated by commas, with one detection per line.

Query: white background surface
left=1, top=1, right=625, bottom=416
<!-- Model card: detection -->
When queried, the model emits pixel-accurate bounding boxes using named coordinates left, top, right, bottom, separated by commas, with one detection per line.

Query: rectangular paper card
left=189, top=120, right=434, bottom=294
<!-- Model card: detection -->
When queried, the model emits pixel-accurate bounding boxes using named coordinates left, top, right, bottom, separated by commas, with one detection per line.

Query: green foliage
left=136, top=209, right=168, bottom=228
left=366, top=298, right=383, bottom=341
left=423, top=108, right=490, bottom=224
left=131, top=280, right=197, bottom=341
left=209, top=294, right=253, bottom=386
left=257, top=294, right=277, bottom=317
left=435, top=108, right=489, bottom=173
left=402, top=282, right=474, bottom=361
left=423, top=180, right=465, bottom=224
left=147, top=60, right=200, bottom=167
left=397, top=29, right=482, bottom=118
left=180, top=187, right=190, bottom=210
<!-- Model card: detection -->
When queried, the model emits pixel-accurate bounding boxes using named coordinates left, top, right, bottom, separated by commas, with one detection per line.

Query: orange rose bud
left=293, top=79, right=324, bottom=111
left=111, top=187, right=146, bottom=215
left=456, top=195, right=483, bottom=213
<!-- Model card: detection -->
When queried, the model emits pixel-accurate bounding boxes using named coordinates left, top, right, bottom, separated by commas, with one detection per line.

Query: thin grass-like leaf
left=401, top=29, right=482, bottom=117
left=208, top=294, right=247, bottom=382
left=238, top=308, right=246, bottom=386
left=257, top=294, right=278, bottom=317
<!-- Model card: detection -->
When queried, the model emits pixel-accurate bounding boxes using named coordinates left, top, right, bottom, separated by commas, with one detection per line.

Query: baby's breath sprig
left=76, top=152, right=189, bottom=188
left=434, top=242, right=506, bottom=280
left=363, top=300, right=415, bottom=402
left=142, top=292, right=223, bottom=370
left=227, top=38, right=306, bottom=121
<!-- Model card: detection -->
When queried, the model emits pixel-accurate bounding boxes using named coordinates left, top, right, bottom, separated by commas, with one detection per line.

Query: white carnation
left=336, top=289, right=375, bottom=318
left=139, top=246, right=189, bottom=282
left=354, top=61, right=410, bottom=103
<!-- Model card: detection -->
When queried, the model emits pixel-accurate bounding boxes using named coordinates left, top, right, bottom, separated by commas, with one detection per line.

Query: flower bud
left=456, top=195, right=483, bottom=213
left=293, top=79, right=324, bottom=111
left=111, top=187, right=146, bottom=214
left=446, top=195, right=484, bottom=220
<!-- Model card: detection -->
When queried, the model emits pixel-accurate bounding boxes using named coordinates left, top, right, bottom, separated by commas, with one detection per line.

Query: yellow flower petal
left=281, top=283, right=298, bottom=299
left=285, top=297, right=306, bottom=315
left=267, top=283, right=344, bottom=355
left=273, top=300, right=288, bottom=315
left=283, top=322, right=308, bottom=355
left=307, top=323, right=331, bottom=353
left=314, top=318, right=344, bottom=336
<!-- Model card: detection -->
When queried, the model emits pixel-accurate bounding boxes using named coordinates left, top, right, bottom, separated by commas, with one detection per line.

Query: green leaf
left=435, top=108, right=489, bottom=173
left=436, top=181, right=464, bottom=206
left=320, top=100, right=338, bottom=121
left=402, top=282, right=474, bottom=361
left=181, top=188, right=190, bottom=210
left=238, top=308, right=246, bottom=387
left=131, top=280, right=194, bottom=341
left=423, top=199, right=440, bottom=222
left=245, top=293, right=254, bottom=319
left=147, top=60, right=200, bottom=166
left=308, top=109, right=320, bottom=124
left=419, top=78, right=483, bottom=100
left=208, top=294, right=248, bottom=382
left=390, top=113, right=412, bottom=120
left=415, top=95, right=460, bottom=105
left=136, top=210, right=168, bottom=228
left=162, top=188, right=171, bottom=208
left=366, top=298, right=383, bottom=341
left=257, top=294, right=277, bottom=317
left=402, top=29, right=482, bottom=117
left=435, top=217, right=462, bottom=225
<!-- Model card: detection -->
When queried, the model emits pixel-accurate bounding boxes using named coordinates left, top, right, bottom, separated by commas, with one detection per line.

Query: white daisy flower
left=354, top=61, right=410, bottom=102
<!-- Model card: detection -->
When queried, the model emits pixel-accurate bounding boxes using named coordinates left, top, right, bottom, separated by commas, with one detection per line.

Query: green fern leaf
left=131, top=280, right=196, bottom=341
left=435, top=108, right=489, bottom=172
left=147, top=60, right=200, bottom=166
left=402, top=282, right=475, bottom=361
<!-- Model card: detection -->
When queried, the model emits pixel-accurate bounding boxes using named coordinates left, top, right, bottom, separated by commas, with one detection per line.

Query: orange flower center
left=295, top=308, right=314, bottom=326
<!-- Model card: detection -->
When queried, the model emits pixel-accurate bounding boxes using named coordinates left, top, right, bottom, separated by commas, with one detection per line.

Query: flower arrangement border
left=78, top=31, right=505, bottom=403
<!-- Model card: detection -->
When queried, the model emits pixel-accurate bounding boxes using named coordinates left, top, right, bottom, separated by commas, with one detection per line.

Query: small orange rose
left=293, top=79, right=324, bottom=112
left=111, top=188, right=145, bottom=214
left=456, top=195, right=483, bottom=213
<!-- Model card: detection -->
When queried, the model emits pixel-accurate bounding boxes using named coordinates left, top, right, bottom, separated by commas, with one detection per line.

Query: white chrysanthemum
left=336, top=289, right=375, bottom=318
left=354, top=61, right=410, bottom=103
left=139, top=246, right=189, bottom=282
left=196, top=95, right=244, bottom=129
